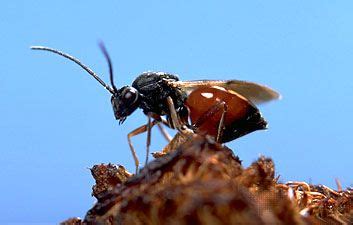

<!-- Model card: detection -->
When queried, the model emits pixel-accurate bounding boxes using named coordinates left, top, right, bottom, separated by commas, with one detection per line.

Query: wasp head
left=111, top=86, right=141, bottom=124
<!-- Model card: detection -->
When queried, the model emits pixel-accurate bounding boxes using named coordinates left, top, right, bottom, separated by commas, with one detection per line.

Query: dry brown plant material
left=90, top=164, right=132, bottom=199
left=61, top=135, right=353, bottom=225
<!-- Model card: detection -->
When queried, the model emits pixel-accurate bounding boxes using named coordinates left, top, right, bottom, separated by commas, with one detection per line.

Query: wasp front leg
left=127, top=118, right=159, bottom=174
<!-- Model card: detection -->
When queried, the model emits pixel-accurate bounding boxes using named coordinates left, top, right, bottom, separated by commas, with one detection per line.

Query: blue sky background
left=1, top=1, right=353, bottom=223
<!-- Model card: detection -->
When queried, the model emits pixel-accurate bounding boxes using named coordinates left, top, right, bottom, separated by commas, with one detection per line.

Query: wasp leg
left=145, top=113, right=152, bottom=166
left=166, top=96, right=181, bottom=130
left=166, top=96, right=192, bottom=136
left=193, top=101, right=227, bottom=142
left=216, top=103, right=228, bottom=142
left=157, top=123, right=172, bottom=142
left=128, top=120, right=159, bottom=174
left=148, top=113, right=172, bottom=142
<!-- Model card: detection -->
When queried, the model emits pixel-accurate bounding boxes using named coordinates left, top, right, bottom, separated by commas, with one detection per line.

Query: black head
left=31, top=43, right=140, bottom=125
left=111, top=86, right=140, bottom=124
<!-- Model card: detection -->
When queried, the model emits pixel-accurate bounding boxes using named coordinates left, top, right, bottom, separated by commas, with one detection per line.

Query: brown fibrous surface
left=61, top=135, right=353, bottom=225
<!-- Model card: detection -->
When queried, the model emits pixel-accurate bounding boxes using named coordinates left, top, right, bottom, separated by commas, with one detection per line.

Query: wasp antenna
left=30, top=45, right=115, bottom=94
left=98, top=42, right=118, bottom=92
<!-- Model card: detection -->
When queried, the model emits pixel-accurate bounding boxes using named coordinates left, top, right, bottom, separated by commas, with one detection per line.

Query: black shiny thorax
left=132, top=72, right=187, bottom=117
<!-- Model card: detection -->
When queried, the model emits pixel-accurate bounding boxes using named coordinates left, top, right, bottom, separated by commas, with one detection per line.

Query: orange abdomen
left=185, top=86, right=266, bottom=142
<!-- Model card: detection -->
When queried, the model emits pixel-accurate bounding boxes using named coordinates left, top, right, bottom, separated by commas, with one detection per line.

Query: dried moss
left=61, top=135, right=353, bottom=225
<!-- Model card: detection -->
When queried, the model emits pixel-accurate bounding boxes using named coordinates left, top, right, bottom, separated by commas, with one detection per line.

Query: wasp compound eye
left=122, top=87, right=139, bottom=105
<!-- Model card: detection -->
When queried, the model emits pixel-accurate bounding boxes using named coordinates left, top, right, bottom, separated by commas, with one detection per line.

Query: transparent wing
left=171, top=80, right=281, bottom=105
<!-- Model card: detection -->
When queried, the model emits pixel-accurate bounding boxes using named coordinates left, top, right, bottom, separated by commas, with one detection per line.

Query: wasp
left=31, top=44, right=280, bottom=173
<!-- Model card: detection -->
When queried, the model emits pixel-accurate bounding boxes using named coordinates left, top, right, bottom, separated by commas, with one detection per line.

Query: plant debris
left=61, top=134, right=353, bottom=225
left=90, top=163, right=132, bottom=200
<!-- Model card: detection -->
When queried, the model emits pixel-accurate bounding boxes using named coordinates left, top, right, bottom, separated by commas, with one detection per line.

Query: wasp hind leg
left=193, top=101, right=228, bottom=143
left=216, top=103, right=228, bottom=142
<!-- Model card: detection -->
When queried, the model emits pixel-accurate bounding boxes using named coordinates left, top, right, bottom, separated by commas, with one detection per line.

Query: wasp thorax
left=111, top=86, right=141, bottom=123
